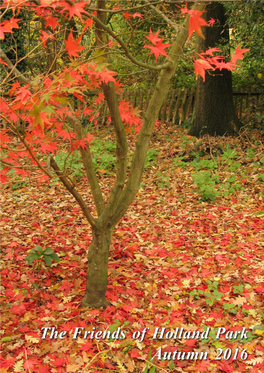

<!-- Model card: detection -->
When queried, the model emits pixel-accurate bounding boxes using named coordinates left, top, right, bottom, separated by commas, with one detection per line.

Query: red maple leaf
left=132, top=12, right=143, bottom=19
left=144, top=40, right=173, bottom=62
left=11, top=303, right=27, bottom=315
left=145, top=28, right=162, bottom=45
left=0, top=17, right=21, bottom=39
left=203, top=47, right=221, bottom=56
left=0, top=58, right=8, bottom=66
left=181, top=4, right=189, bottom=14
left=50, top=357, right=68, bottom=367
left=96, top=92, right=105, bottom=104
left=231, top=43, right=250, bottom=65
left=181, top=6, right=208, bottom=40
left=83, top=133, right=94, bottom=144
left=83, top=18, right=93, bottom=32
left=0, top=168, right=9, bottom=184
left=61, top=1, right=89, bottom=22
left=123, top=12, right=131, bottom=20
left=215, top=60, right=236, bottom=71
left=99, top=67, right=116, bottom=83
left=1, top=358, right=16, bottom=370
left=0, top=22, right=12, bottom=40
left=208, top=17, right=215, bottom=27
left=40, top=30, right=56, bottom=47
left=65, top=29, right=86, bottom=57
left=45, top=17, right=60, bottom=32
left=16, top=86, right=31, bottom=103
left=6, top=17, right=22, bottom=29
left=188, top=10, right=208, bottom=40
left=9, top=81, right=20, bottom=96
left=0, top=130, right=11, bottom=144
left=194, top=58, right=213, bottom=81
left=39, top=141, right=58, bottom=154
left=24, top=358, right=41, bottom=371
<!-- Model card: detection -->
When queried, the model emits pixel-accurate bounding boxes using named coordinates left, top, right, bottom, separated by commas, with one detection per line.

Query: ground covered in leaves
left=1, top=124, right=264, bottom=373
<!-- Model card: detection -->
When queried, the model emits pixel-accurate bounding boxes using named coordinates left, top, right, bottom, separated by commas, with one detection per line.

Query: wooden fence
left=114, top=89, right=263, bottom=125
left=1, top=89, right=262, bottom=130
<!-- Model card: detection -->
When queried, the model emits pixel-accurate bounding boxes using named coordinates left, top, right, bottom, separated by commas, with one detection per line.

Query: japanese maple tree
left=0, top=0, right=248, bottom=308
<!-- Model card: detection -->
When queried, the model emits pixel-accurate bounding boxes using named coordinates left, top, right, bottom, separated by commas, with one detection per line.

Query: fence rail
left=1, top=89, right=263, bottom=130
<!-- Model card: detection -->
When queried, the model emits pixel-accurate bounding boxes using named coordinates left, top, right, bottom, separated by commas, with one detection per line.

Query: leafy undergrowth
left=1, top=125, right=264, bottom=373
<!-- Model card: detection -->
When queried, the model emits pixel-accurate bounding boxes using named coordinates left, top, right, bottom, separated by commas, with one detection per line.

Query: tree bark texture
left=188, top=2, right=242, bottom=137
left=81, top=226, right=113, bottom=308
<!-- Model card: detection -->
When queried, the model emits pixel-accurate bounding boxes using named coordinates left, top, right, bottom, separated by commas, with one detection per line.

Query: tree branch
left=49, top=156, right=97, bottom=228
left=0, top=48, right=29, bottom=84
left=109, top=3, right=206, bottom=226
left=66, top=115, right=105, bottom=216
left=88, top=12, right=172, bottom=72
left=98, top=82, right=128, bottom=226
left=145, top=0, right=180, bottom=33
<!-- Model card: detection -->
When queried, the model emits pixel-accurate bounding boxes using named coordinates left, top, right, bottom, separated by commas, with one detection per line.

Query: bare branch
left=1, top=114, right=54, bottom=178
left=145, top=0, right=180, bottom=33
left=0, top=48, right=29, bottom=84
left=50, top=157, right=97, bottom=228
left=66, top=115, right=105, bottom=216
left=98, top=82, right=128, bottom=226
left=109, top=3, right=207, bottom=226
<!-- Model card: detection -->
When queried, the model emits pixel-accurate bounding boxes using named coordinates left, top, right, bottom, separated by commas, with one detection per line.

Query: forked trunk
left=81, top=226, right=113, bottom=308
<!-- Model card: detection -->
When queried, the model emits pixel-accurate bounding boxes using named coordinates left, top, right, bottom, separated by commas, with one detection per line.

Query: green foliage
left=225, top=0, right=264, bottom=91
left=246, top=147, right=255, bottom=160
left=191, top=158, right=218, bottom=171
left=54, top=139, right=117, bottom=179
left=0, top=167, right=28, bottom=190
left=55, top=150, right=84, bottom=181
left=193, top=171, right=219, bottom=201
left=144, top=149, right=158, bottom=169
left=155, top=171, right=170, bottom=188
left=220, top=175, right=244, bottom=196
left=258, top=173, right=264, bottom=182
left=189, top=280, right=224, bottom=306
left=233, top=284, right=244, bottom=295
left=253, top=112, right=264, bottom=126
left=54, top=139, right=158, bottom=181
left=180, top=113, right=195, bottom=130
left=26, top=246, right=59, bottom=267
left=228, top=162, right=241, bottom=172
left=221, top=147, right=238, bottom=162
left=0, top=9, right=30, bottom=75
left=90, top=138, right=116, bottom=174
left=173, top=156, right=188, bottom=168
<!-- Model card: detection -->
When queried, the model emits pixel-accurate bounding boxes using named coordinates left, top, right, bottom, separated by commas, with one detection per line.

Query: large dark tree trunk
left=188, top=2, right=242, bottom=137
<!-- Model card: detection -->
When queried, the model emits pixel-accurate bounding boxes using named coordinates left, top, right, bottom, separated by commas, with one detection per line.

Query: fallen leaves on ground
left=1, top=125, right=264, bottom=373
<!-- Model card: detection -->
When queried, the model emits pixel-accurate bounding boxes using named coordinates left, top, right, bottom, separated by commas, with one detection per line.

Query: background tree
left=188, top=2, right=242, bottom=137
left=225, top=0, right=264, bottom=92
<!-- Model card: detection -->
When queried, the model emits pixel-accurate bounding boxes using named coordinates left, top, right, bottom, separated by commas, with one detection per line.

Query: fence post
left=239, top=95, right=243, bottom=119
left=186, top=88, right=194, bottom=119
left=179, top=88, right=188, bottom=124
left=160, top=91, right=169, bottom=122
left=167, top=88, right=176, bottom=122
left=173, top=89, right=182, bottom=124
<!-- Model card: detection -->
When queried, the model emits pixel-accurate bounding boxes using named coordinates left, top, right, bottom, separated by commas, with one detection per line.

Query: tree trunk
left=81, top=225, right=113, bottom=308
left=188, top=2, right=242, bottom=137
left=79, top=2, right=206, bottom=308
